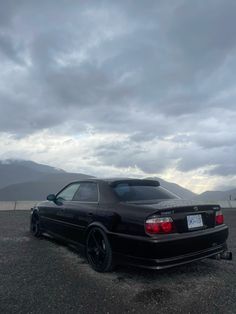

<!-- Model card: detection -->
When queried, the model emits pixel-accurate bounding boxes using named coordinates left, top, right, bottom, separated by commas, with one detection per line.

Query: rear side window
left=73, top=183, right=98, bottom=202
left=113, top=183, right=178, bottom=202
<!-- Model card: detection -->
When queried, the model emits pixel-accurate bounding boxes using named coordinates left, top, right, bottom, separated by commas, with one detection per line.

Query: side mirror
left=47, top=194, right=56, bottom=202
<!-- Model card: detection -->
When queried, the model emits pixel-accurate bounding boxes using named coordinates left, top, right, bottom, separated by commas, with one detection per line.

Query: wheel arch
left=84, top=222, right=109, bottom=242
left=85, top=221, right=114, bottom=272
left=31, top=208, right=40, bottom=220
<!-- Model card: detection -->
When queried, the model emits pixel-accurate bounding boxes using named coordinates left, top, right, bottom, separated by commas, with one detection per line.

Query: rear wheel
left=30, top=214, right=42, bottom=237
left=86, top=227, right=113, bottom=272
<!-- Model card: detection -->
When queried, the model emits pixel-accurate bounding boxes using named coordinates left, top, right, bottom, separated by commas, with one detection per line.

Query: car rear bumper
left=109, top=225, right=229, bottom=269
left=113, top=242, right=227, bottom=269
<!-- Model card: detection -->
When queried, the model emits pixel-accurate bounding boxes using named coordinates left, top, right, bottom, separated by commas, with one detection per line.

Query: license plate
left=187, top=214, right=203, bottom=229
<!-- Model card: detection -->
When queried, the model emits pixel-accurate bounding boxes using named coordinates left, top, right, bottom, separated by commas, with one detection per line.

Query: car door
left=38, top=200, right=62, bottom=233
left=48, top=182, right=81, bottom=236
left=58, top=182, right=99, bottom=244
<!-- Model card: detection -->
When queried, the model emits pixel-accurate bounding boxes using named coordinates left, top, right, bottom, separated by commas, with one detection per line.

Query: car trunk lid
left=128, top=199, right=221, bottom=233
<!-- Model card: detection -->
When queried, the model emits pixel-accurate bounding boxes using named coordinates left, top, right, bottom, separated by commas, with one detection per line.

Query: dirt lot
left=0, top=209, right=235, bottom=314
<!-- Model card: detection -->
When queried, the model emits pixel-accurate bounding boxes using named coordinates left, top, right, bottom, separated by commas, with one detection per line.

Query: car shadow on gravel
left=34, top=231, right=222, bottom=281
left=113, top=260, right=221, bottom=284
left=28, top=230, right=233, bottom=310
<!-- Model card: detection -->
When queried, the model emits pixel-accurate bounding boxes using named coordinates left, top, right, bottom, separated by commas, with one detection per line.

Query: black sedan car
left=30, top=178, right=230, bottom=272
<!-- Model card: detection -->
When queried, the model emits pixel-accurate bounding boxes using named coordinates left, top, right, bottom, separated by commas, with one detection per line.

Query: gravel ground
left=0, top=209, right=235, bottom=314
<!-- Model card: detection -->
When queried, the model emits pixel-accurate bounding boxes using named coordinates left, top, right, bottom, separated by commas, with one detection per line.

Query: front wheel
left=30, top=214, right=42, bottom=237
left=86, top=227, right=113, bottom=272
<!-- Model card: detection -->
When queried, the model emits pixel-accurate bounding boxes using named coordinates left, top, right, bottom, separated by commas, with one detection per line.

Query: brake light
left=215, top=210, right=224, bottom=225
left=145, top=217, right=174, bottom=234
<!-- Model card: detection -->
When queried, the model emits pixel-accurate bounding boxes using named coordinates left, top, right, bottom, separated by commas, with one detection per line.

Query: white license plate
left=187, top=214, right=203, bottom=229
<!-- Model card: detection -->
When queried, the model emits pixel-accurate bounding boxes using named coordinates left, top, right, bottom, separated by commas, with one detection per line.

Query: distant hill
left=146, top=177, right=197, bottom=199
left=196, top=189, right=236, bottom=201
left=0, top=173, right=94, bottom=201
left=0, top=159, right=65, bottom=189
left=0, top=159, right=94, bottom=200
left=0, top=173, right=197, bottom=201
left=0, top=159, right=235, bottom=201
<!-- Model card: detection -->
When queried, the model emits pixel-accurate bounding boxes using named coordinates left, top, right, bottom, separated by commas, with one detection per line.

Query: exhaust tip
left=220, top=251, right=233, bottom=260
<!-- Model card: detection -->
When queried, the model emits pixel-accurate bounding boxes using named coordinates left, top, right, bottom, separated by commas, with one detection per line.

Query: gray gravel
left=0, top=209, right=235, bottom=314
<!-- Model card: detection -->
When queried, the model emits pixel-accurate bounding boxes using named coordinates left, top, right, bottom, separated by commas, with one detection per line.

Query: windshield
left=113, top=183, right=179, bottom=202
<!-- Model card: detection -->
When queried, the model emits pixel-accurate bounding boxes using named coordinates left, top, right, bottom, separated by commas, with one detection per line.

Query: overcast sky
left=0, top=0, right=236, bottom=193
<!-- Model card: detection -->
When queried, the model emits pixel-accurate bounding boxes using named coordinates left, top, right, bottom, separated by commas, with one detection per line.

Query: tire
left=30, top=214, right=42, bottom=237
left=86, top=227, right=113, bottom=272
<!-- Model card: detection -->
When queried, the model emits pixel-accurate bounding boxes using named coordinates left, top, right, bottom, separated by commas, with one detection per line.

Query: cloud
left=0, top=32, right=23, bottom=63
left=0, top=0, right=236, bottom=191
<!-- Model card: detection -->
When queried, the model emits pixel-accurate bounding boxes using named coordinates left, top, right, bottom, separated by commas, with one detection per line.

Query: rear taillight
left=215, top=210, right=224, bottom=225
left=145, top=217, right=174, bottom=234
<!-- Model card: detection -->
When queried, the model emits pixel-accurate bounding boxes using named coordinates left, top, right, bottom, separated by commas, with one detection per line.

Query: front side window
left=73, top=182, right=98, bottom=202
left=57, top=183, right=80, bottom=201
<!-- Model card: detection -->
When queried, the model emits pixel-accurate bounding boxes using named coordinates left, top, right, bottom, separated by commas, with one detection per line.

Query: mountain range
left=0, top=160, right=94, bottom=200
left=0, top=159, right=235, bottom=201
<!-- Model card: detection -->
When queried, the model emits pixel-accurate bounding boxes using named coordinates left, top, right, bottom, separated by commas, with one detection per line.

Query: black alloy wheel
left=86, top=227, right=113, bottom=272
left=30, top=215, right=42, bottom=237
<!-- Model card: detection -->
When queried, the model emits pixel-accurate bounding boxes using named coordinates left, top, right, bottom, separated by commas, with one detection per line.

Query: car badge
left=194, top=206, right=198, bottom=212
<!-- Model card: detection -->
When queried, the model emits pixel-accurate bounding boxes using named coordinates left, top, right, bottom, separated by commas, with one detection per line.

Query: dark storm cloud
left=0, top=1, right=18, bottom=28
left=0, top=32, right=24, bottom=63
left=0, top=0, right=236, bottom=176
left=169, top=1, right=236, bottom=65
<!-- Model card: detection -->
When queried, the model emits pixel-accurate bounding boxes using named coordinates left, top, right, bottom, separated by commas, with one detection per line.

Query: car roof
left=69, top=177, right=160, bottom=186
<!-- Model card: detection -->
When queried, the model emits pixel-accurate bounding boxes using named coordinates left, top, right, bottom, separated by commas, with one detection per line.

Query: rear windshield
left=113, top=183, right=178, bottom=202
